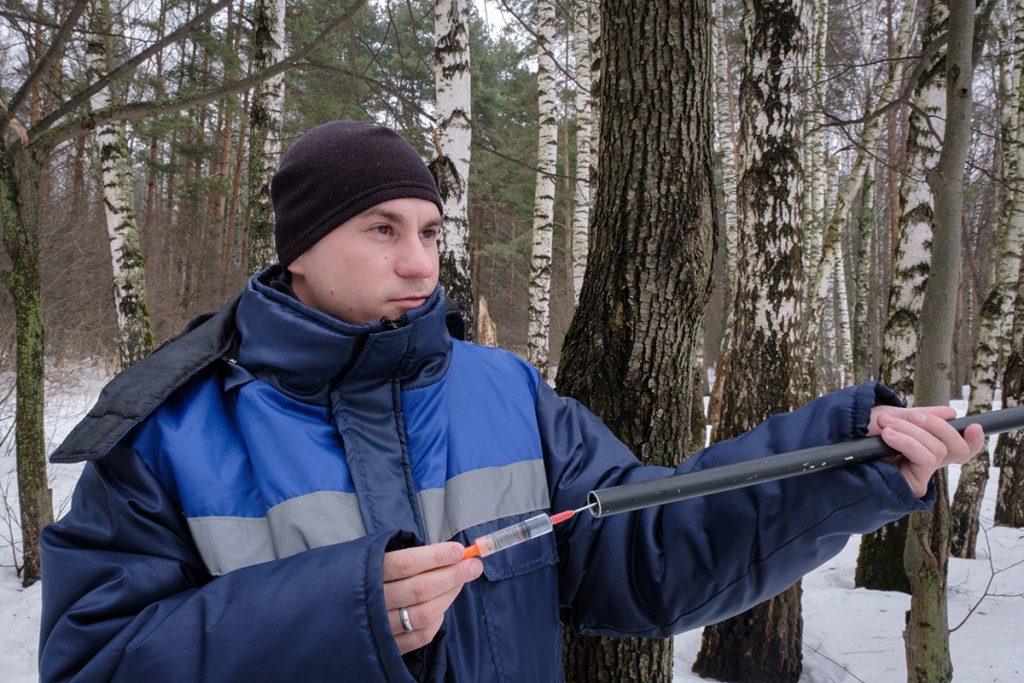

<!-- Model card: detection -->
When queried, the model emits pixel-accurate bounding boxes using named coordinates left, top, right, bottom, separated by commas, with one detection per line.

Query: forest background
left=1, top=0, right=1023, bottom=682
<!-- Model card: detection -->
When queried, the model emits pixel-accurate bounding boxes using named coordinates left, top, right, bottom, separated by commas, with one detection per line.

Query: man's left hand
left=868, top=405, right=986, bottom=497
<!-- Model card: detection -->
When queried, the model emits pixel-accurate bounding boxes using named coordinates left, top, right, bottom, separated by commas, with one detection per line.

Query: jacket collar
left=234, top=265, right=454, bottom=404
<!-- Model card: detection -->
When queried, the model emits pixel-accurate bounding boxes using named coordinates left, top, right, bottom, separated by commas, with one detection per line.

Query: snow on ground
left=1, top=373, right=1022, bottom=681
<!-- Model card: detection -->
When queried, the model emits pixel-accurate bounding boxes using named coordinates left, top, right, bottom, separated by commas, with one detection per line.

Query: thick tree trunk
left=856, top=0, right=948, bottom=593
left=694, top=0, right=809, bottom=679
left=570, top=0, right=593, bottom=305
left=526, top=0, right=558, bottom=376
left=246, top=0, right=287, bottom=272
left=0, top=145, right=52, bottom=587
left=558, top=1, right=716, bottom=680
left=431, top=0, right=474, bottom=334
left=86, top=0, right=154, bottom=369
left=903, top=1, right=974, bottom=680
left=950, top=0, right=1023, bottom=558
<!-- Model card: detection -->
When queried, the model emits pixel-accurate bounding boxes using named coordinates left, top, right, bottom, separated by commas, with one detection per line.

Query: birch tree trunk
left=86, top=0, right=154, bottom=369
left=526, top=0, right=558, bottom=376
left=802, top=0, right=827, bottom=321
left=559, top=1, right=716, bottom=680
left=432, top=0, right=474, bottom=334
left=853, top=163, right=874, bottom=383
left=994, top=264, right=1024, bottom=525
left=570, top=0, right=593, bottom=305
left=693, top=1, right=810, bottom=678
left=855, top=0, right=948, bottom=593
left=950, top=0, right=1023, bottom=557
left=707, top=0, right=740, bottom=427
left=835, top=245, right=854, bottom=384
left=802, top=0, right=916, bottom=394
left=246, top=0, right=287, bottom=272
left=903, top=1, right=974, bottom=679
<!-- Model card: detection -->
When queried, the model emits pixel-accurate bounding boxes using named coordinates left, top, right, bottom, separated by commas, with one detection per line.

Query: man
left=39, top=120, right=984, bottom=681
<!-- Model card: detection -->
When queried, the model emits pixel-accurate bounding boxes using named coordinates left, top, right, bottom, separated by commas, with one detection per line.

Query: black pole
left=586, top=405, right=1024, bottom=518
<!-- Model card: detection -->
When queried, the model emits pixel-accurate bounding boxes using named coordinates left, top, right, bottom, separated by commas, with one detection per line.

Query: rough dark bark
left=0, top=145, right=53, bottom=587
left=693, top=0, right=810, bottom=679
left=557, top=0, right=716, bottom=680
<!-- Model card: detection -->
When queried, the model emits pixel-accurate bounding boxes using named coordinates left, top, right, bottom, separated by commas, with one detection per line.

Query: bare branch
left=35, top=0, right=368, bottom=150
left=30, top=0, right=232, bottom=137
left=6, top=0, right=89, bottom=119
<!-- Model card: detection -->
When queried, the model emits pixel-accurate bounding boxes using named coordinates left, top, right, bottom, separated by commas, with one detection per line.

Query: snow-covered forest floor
left=1, top=365, right=1021, bottom=682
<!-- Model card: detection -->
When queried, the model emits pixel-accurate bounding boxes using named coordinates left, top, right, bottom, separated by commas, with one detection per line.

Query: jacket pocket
left=471, top=513, right=563, bottom=682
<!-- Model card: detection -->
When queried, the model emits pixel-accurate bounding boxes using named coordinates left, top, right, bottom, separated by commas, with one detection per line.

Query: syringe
left=462, top=504, right=593, bottom=559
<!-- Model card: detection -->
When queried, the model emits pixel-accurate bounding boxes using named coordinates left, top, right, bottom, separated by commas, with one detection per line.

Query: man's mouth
left=391, top=295, right=429, bottom=308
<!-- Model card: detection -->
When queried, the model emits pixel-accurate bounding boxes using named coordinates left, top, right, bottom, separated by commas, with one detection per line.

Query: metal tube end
left=586, top=490, right=603, bottom=518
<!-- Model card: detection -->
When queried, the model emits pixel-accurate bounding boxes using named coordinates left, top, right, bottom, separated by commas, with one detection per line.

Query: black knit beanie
left=272, top=120, right=443, bottom=267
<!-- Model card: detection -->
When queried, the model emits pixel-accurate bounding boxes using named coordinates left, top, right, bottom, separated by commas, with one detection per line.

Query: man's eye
left=373, top=225, right=392, bottom=236
left=421, top=229, right=439, bottom=240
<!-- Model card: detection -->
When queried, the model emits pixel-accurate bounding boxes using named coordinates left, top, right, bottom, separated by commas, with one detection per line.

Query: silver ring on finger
left=399, top=606, right=414, bottom=633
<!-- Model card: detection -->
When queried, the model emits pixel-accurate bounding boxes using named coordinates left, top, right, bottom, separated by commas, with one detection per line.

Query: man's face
left=288, top=198, right=442, bottom=325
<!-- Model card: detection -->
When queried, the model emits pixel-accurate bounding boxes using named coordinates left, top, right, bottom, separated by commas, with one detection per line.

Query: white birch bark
left=86, top=0, right=153, bottom=369
left=526, top=0, right=558, bottom=376
left=246, top=0, right=287, bottom=272
left=835, top=243, right=854, bottom=384
left=713, top=0, right=739, bottom=350
left=950, top=0, right=1024, bottom=558
left=803, top=0, right=916, bottom=390
left=433, top=0, right=474, bottom=329
left=881, top=0, right=948, bottom=402
left=570, top=0, right=593, bottom=305
left=801, top=0, right=827, bottom=317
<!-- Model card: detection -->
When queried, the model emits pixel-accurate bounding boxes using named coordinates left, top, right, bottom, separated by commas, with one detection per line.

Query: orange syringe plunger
left=461, top=508, right=582, bottom=560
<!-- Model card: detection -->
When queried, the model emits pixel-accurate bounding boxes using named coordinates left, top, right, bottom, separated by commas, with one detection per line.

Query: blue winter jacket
left=39, top=267, right=932, bottom=682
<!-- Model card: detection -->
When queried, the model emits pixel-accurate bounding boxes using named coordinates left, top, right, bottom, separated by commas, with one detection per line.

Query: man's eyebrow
left=359, top=208, right=443, bottom=227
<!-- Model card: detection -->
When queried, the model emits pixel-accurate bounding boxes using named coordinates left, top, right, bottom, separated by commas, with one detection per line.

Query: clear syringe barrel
left=471, top=513, right=553, bottom=557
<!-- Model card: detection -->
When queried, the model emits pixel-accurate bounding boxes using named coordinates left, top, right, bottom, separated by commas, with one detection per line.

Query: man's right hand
left=382, top=542, right=483, bottom=654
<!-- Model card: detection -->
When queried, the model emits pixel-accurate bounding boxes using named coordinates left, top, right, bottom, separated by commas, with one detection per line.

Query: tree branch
left=30, top=0, right=231, bottom=137
left=35, top=0, right=368, bottom=150
left=6, top=0, right=89, bottom=120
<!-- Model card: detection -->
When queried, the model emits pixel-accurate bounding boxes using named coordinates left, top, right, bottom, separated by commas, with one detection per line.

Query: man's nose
left=395, top=237, right=436, bottom=278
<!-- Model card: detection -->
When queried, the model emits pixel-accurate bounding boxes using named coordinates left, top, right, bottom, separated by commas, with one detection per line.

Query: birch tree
left=526, top=0, right=558, bottom=375
left=85, top=0, right=154, bottom=369
left=853, top=163, right=874, bottom=382
left=801, top=0, right=917, bottom=395
left=559, top=0, right=716, bottom=679
left=0, top=0, right=363, bottom=586
left=707, top=0, right=739, bottom=426
left=855, top=0, right=948, bottom=592
left=431, top=0, right=474, bottom=333
left=693, top=0, right=810, bottom=678
left=570, top=0, right=594, bottom=305
left=246, top=0, right=288, bottom=272
left=904, top=0, right=974, bottom=678
left=950, top=0, right=1023, bottom=557
left=994, top=261, right=1024, bottom=526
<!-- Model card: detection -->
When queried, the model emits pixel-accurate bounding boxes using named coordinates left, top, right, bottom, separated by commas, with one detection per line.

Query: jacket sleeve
left=39, top=444, right=414, bottom=683
left=540, top=380, right=932, bottom=637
